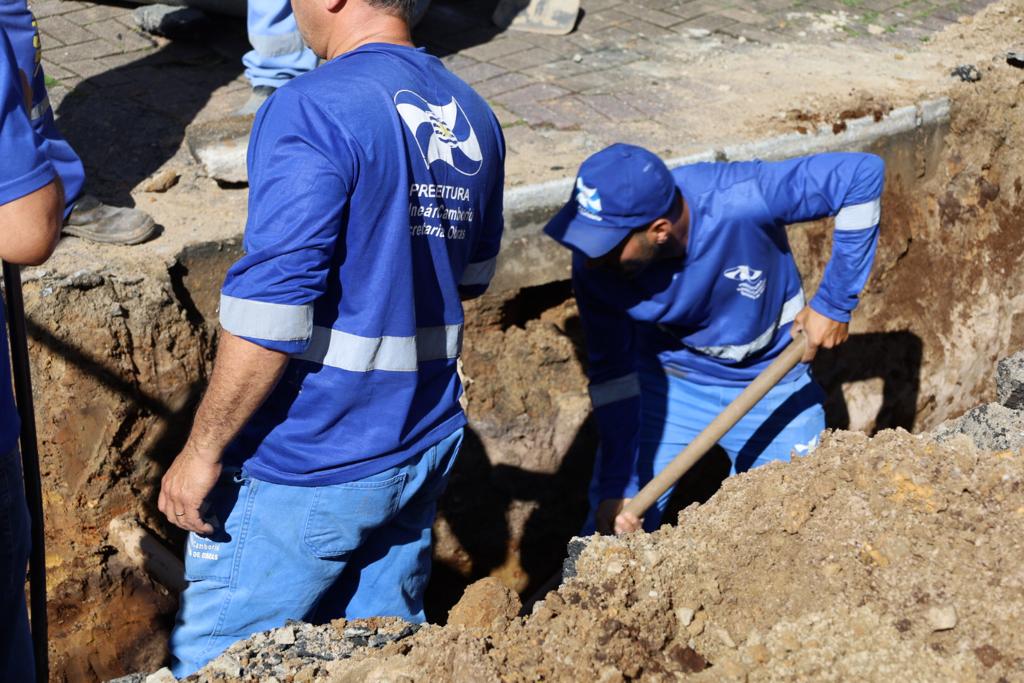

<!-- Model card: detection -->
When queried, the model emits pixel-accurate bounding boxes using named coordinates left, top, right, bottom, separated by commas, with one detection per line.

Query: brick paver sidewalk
left=30, top=0, right=993, bottom=191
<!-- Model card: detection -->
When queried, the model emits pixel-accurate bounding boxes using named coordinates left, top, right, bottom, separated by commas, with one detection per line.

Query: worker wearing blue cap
left=545, top=143, right=884, bottom=535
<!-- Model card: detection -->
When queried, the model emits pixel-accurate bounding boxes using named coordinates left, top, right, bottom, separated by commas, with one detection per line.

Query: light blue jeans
left=169, top=428, right=464, bottom=678
left=243, top=0, right=317, bottom=88
left=0, top=447, right=33, bottom=682
left=586, top=365, right=826, bottom=533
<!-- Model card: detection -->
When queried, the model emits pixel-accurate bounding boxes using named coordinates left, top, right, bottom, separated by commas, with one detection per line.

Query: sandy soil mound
left=180, top=428, right=1024, bottom=682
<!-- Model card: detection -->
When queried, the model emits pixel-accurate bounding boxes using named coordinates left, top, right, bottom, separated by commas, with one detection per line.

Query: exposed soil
left=19, top=1, right=1024, bottom=680
left=185, top=428, right=1024, bottom=682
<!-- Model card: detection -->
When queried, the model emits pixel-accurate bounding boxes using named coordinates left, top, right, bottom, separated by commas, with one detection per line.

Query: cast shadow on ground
left=425, top=315, right=928, bottom=621
left=53, top=11, right=247, bottom=205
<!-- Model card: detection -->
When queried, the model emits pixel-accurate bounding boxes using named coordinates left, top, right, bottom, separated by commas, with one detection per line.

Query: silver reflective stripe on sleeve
left=220, top=294, right=313, bottom=341
left=690, top=291, right=805, bottom=362
left=460, top=256, right=497, bottom=287
left=589, top=373, right=640, bottom=408
left=249, top=31, right=306, bottom=58
left=30, top=93, right=50, bottom=121
left=294, top=324, right=463, bottom=372
left=834, top=199, right=881, bottom=231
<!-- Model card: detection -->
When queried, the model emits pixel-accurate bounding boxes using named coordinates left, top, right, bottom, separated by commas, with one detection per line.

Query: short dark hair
left=366, top=0, right=417, bottom=21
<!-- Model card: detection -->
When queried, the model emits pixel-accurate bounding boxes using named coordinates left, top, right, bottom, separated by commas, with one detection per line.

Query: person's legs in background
left=238, top=0, right=318, bottom=115
left=0, top=448, right=34, bottom=682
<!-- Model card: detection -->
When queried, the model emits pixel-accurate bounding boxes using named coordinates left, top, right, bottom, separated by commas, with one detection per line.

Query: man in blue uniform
left=0, top=1, right=157, bottom=244
left=0, top=25, right=64, bottom=681
left=544, top=144, right=883, bottom=535
left=158, top=0, right=504, bottom=675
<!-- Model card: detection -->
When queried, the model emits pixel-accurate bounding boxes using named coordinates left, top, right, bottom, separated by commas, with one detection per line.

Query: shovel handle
left=621, top=332, right=808, bottom=522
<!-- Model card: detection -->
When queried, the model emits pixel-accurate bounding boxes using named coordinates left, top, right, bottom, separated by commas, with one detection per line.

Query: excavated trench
left=21, top=73, right=1024, bottom=682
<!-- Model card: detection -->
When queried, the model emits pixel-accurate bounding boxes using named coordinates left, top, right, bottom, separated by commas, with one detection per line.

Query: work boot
left=64, top=195, right=158, bottom=246
left=235, top=85, right=276, bottom=116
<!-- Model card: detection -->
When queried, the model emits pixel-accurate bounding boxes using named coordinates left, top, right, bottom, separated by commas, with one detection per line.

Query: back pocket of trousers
left=183, top=477, right=252, bottom=583
left=302, top=472, right=406, bottom=559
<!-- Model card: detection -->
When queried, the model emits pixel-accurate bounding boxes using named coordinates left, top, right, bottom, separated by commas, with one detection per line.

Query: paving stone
left=62, top=4, right=130, bottom=26
left=459, top=37, right=532, bottom=61
left=84, top=21, right=157, bottom=53
left=29, top=0, right=89, bottom=19
left=40, top=59, right=74, bottom=83
left=472, top=71, right=535, bottom=98
left=46, top=37, right=121, bottom=63
left=617, top=4, right=688, bottom=28
left=36, top=15, right=95, bottom=46
left=499, top=47, right=562, bottom=71
left=553, top=69, right=619, bottom=93
left=521, top=58, right=598, bottom=85
left=582, top=0, right=626, bottom=12
left=678, top=13, right=739, bottom=33
left=494, top=82, right=571, bottom=108
left=457, top=60, right=507, bottom=83
left=576, top=93, right=646, bottom=121
left=39, top=28, right=64, bottom=48
left=618, top=18, right=676, bottom=38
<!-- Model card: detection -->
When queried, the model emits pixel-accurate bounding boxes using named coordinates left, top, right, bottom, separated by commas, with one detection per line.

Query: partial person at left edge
left=0, top=1, right=158, bottom=245
left=0, top=24, right=62, bottom=683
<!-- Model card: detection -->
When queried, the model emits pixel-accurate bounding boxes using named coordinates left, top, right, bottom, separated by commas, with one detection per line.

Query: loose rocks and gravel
left=185, top=429, right=1024, bottom=681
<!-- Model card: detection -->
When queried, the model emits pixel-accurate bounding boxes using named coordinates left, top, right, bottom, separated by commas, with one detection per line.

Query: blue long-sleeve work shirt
left=574, top=152, right=885, bottom=499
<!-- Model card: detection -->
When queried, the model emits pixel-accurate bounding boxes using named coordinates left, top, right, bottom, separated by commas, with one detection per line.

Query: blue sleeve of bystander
left=0, top=27, right=55, bottom=205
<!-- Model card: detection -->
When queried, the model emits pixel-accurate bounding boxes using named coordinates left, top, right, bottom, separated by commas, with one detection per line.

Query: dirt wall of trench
left=20, top=66, right=1024, bottom=681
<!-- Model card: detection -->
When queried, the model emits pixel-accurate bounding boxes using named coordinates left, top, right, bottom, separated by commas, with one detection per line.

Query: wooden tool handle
left=621, top=333, right=808, bottom=521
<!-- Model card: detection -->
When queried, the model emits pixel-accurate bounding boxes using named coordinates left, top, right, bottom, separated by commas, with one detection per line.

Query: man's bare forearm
left=186, top=330, right=290, bottom=462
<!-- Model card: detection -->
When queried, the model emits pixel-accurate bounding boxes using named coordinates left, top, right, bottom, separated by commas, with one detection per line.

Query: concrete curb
left=492, top=97, right=951, bottom=292
left=503, top=97, right=950, bottom=217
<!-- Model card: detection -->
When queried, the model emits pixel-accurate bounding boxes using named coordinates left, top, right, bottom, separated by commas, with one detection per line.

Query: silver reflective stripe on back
left=690, top=291, right=805, bottom=362
left=249, top=31, right=306, bottom=58
left=295, top=324, right=463, bottom=372
left=220, top=294, right=313, bottom=341
left=460, top=256, right=497, bottom=287
left=834, top=199, right=881, bottom=231
left=589, top=372, right=640, bottom=408
left=30, top=93, right=50, bottom=121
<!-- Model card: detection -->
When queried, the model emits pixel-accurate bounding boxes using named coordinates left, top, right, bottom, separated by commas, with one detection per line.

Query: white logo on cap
left=576, top=177, right=602, bottom=220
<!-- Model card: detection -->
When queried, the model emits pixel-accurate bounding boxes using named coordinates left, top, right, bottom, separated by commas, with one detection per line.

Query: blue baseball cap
left=543, top=143, right=677, bottom=258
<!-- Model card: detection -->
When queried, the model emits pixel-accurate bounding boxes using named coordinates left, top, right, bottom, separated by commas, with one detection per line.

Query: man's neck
left=325, top=10, right=414, bottom=60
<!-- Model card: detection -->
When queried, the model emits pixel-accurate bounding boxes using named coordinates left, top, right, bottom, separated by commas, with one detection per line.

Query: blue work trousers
left=169, top=428, right=464, bottom=678
left=586, top=364, right=826, bottom=533
left=0, top=448, right=33, bottom=682
left=243, top=0, right=317, bottom=88
left=0, top=1, right=85, bottom=215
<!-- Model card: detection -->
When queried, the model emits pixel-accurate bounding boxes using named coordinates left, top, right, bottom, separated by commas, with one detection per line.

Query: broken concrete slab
left=996, top=350, right=1024, bottom=410
left=932, top=402, right=1024, bottom=451
left=186, top=115, right=254, bottom=184
left=133, top=3, right=210, bottom=40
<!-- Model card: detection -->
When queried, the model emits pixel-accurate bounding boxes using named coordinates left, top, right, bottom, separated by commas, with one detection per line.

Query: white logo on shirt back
left=394, top=90, right=483, bottom=176
left=576, top=177, right=602, bottom=220
left=724, top=265, right=766, bottom=300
